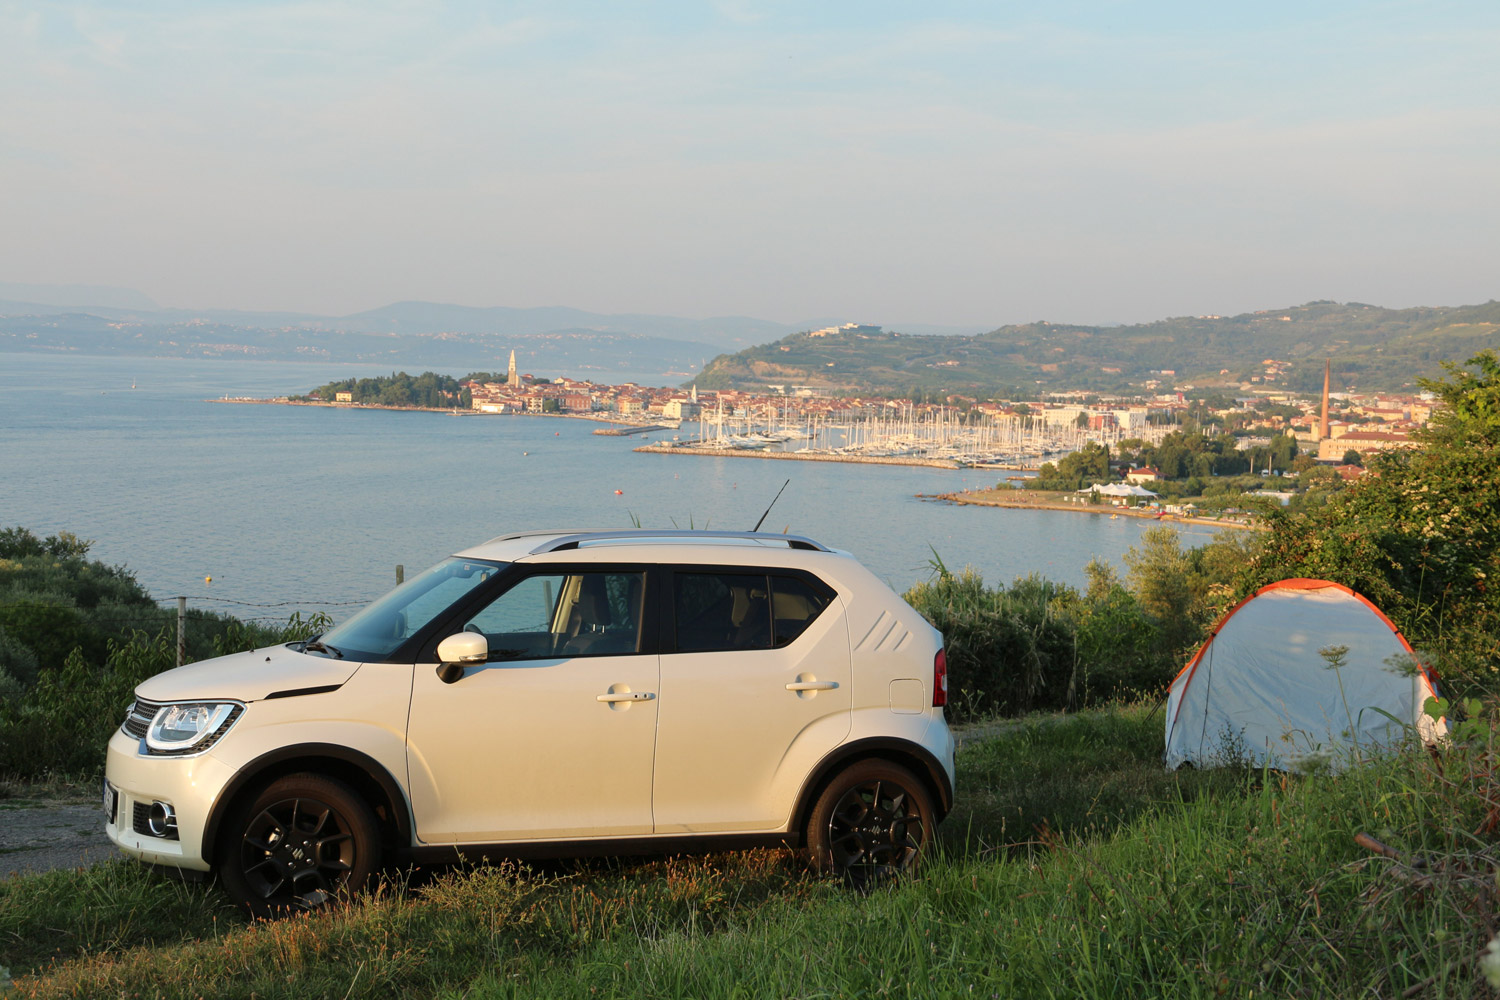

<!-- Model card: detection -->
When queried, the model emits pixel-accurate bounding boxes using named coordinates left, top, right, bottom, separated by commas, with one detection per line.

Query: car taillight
left=933, top=649, right=948, bottom=707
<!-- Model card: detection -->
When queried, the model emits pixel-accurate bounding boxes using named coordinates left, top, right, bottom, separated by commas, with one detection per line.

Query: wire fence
left=0, top=584, right=398, bottom=668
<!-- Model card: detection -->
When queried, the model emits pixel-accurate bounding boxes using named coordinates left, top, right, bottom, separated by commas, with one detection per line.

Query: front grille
left=122, top=699, right=161, bottom=739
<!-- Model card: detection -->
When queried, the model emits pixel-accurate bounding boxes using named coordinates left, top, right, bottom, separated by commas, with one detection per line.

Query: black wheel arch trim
left=792, top=736, right=953, bottom=836
left=202, top=743, right=413, bottom=860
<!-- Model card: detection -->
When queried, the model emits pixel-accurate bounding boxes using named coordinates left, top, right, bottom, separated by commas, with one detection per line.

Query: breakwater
left=632, top=442, right=961, bottom=470
left=922, top=489, right=1258, bottom=530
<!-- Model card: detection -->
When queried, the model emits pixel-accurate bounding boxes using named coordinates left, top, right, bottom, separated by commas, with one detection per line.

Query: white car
left=104, top=529, right=954, bottom=913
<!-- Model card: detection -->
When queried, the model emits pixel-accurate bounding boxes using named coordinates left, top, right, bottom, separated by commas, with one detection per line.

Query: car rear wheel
left=806, top=759, right=933, bottom=887
left=217, top=774, right=379, bottom=917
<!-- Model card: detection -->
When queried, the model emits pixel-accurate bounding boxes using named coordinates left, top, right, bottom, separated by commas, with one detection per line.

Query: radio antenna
left=752, top=479, right=791, bottom=532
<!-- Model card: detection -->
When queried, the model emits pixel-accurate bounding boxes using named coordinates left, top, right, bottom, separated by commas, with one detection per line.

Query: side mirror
left=435, top=632, right=488, bottom=684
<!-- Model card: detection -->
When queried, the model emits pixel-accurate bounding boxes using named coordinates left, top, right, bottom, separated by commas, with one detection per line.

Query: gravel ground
left=0, top=798, right=116, bottom=879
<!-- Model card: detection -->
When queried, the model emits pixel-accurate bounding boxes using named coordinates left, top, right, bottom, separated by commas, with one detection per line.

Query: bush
left=0, top=611, right=329, bottom=780
left=0, top=526, right=335, bottom=779
left=905, top=529, right=1257, bottom=722
left=904, top=565, right=1076, bottom=721
left=1070, top=559, right=1168, bottom=702
left=0, top=631, right=177, bottom=777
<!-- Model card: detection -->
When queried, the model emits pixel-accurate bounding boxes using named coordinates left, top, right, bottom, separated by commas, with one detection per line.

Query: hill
left=0, top=295, right=810, bottom=361
left=0, top=310, right=721, bottom=380
left=692, top=300, right=1500, bottom=396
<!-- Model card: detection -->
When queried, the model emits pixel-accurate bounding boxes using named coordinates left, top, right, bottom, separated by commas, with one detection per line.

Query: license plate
left=102, top=781, right=117, bottom=822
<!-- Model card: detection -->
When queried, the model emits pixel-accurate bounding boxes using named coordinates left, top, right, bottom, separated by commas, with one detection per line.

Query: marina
left=0, top=354, right=1221, bottom=616
left=665, top=404, right=1179, bottom=469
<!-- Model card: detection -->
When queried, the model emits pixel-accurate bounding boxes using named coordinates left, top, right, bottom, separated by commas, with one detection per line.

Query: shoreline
left=205, top=397, right=642, bottom=426
left=922, top=489, right=1259, bottom=530
left=206, top=399, right=1251, bottom=530
left=631, top=442, right=964, bottom=470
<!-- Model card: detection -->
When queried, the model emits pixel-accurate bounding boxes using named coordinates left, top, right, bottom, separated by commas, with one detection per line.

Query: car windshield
left=313, top=557, right=505, bottom=661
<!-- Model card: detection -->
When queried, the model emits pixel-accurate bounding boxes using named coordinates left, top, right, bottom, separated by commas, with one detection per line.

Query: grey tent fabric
left=1164, top=580, right=1444, bottom=769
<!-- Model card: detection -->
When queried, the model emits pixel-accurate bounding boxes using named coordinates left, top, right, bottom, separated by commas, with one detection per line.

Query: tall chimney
left=1319, top=359, right=1330, bottom=441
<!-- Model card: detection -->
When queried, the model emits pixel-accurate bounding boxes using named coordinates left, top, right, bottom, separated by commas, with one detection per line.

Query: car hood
left=134, top=644, right=361, bottom=703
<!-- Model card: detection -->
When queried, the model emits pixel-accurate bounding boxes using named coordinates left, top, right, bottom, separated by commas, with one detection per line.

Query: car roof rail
left=508, top=529, right=831, bottom=554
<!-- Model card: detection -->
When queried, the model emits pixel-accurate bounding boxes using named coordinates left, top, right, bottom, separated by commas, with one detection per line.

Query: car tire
left=806, top=759, right=933, bottom=887
left=217, top=773, right=380, bottom=917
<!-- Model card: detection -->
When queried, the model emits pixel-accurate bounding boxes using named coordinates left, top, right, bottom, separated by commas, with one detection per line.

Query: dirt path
left=0, top=798, right=115, bottom=879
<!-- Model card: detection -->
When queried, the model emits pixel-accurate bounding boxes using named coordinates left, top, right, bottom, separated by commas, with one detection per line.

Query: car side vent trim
left=262, top=684, right=343, bottom=700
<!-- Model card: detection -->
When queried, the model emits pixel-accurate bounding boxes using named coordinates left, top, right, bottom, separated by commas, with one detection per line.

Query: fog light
left=148, top=801, right=177, bottom=838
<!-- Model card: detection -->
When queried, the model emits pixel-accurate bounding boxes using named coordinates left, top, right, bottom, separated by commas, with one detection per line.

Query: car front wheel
left=217, top=773, right=379, bottom=917
left=806, top=759, right=933, bottom=886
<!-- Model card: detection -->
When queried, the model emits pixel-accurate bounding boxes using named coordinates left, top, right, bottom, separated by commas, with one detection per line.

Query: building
left=1316, top=431, right=1417, bottom=462
left=807, top=322, right=883, bottom=338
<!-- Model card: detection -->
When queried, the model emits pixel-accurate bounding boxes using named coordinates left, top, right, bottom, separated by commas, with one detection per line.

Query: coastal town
left=288, top=347, right=1430, bottom=475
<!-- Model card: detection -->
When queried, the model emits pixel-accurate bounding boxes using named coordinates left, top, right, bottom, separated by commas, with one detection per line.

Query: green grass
left=945, top=710, right=1250, bottom=854
left=4, top=706, right=1497, bottom=998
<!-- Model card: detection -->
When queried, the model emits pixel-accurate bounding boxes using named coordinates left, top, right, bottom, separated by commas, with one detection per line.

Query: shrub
left=904, top=565, right=1077, bottom=721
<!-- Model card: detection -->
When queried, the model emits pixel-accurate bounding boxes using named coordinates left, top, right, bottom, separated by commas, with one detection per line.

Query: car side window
left=674, top=573, right=773, bottom=652
left=770, top=575, right=832, bottom=647
left=465, top=571, right=646, bottom=659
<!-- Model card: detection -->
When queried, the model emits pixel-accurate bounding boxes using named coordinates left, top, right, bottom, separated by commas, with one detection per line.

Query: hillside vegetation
left=7, top=708, right=1500, bottom=997
left=2, top=354, right=1498, bottom=997
left=693, top=300, right=1500, bottom=395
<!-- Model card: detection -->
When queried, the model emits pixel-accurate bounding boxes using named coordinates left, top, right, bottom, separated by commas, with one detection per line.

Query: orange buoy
left=614, top=489, right=623, bottom=495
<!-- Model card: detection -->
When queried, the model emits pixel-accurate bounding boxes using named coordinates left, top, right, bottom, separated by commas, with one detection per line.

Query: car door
left=405, top=567, right=660, bottom=843
left=651, top=569, right=851, bottom=833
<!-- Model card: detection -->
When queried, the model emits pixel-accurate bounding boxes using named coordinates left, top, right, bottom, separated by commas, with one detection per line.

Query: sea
left=0, top=353, right=1221, bottom=625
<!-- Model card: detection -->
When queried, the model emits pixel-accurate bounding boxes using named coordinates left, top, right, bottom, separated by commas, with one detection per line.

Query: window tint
left=674, top=573, right=772, bottom=652
left=771, top=575, right=832, bottom=647
left=463, top=571, right=645, bottom=660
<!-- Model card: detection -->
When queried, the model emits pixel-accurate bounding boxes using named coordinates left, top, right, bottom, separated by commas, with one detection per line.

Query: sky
left=2, top=1, right=1497, bottom=327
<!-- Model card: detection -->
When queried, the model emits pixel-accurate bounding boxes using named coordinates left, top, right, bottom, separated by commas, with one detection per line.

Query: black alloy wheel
left=218, top=773, right=379, bottom=917
left=807, top=759, right=933, bottom=887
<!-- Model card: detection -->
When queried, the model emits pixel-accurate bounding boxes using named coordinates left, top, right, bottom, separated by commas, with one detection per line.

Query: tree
left=1123, top=526, right=1199, bottom=657
left=1246, top=351, right=1500, bottom=694
left=1031, top=441, right=1112, bottom=490
left=1269, top=432, right=1299, bottom=471
left=1341, top=449, right=1363, bottom=466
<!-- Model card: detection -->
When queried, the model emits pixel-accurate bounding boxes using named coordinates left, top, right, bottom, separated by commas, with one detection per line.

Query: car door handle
left=596, top=691, right=656, bottom=703
left=785, top=680, right=838, bottom=691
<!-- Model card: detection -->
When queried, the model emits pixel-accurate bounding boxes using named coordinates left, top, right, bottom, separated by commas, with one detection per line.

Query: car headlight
left=145, top=702, right=242, bottom=754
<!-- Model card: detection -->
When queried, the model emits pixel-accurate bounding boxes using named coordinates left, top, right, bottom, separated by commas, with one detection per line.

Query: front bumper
left=103, top=727, right=236, bottom=873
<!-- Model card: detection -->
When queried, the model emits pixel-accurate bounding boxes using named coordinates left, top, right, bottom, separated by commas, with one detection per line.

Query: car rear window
left=672, top=572, right=832, bottom=653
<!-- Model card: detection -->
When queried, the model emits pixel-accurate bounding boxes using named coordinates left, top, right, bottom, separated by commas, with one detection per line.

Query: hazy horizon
left=4, top=2, right=1497, bottom=328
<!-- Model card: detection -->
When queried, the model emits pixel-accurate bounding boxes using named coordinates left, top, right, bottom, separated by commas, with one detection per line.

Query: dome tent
left=1164, top=579, right=1444, bottom=770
